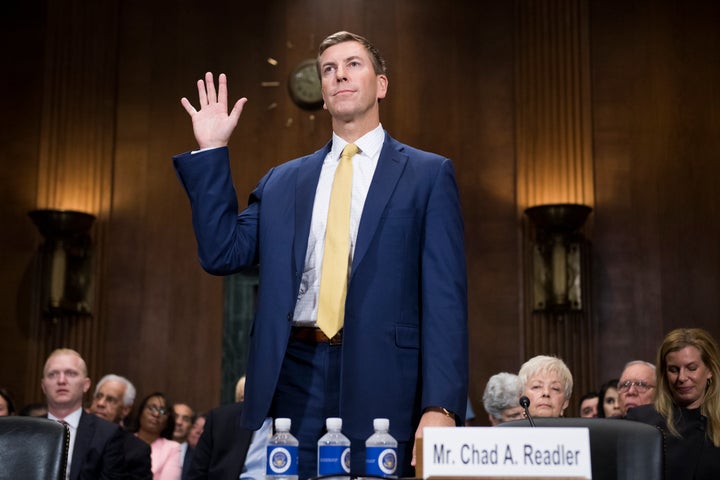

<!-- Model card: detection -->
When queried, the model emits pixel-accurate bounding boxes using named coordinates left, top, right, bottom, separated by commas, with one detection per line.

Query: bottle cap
left=373, top=418, right=390, bottom=431
left=275, top=417, right=291, bottom=431
left=326, top=417, right=343, bottom=430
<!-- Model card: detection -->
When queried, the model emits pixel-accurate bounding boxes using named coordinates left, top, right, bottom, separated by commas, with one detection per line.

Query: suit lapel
left=352, top=136, right=407, bottom=274
left=71, top=411, right=93, bottom=480
left=293, top=145, right=330, bottom=277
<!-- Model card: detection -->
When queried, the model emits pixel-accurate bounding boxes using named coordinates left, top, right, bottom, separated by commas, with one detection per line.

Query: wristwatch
left=424, top=406, right=455, bottom=420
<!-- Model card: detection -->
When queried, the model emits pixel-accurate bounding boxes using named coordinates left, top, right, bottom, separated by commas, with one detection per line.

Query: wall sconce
left=524, top=203, right=592, bottom=311
left=29, top=209, right=96, bottom=318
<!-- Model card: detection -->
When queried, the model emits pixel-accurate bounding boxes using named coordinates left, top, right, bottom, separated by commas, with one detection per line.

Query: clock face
left=288, top=58, right=323, bottom=110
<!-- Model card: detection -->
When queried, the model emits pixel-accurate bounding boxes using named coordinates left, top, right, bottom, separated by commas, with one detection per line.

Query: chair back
left=496, top=417, right=663, bottom=480
left=0, top=416, right=69, bottom=480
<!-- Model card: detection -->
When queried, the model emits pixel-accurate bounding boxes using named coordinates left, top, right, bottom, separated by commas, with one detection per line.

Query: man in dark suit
left=90, top=374, right=153, bottom=479
left=174, top=31, right=468, bottom=479
left=172, top=402, right=196, bottom=480
left=187, top=402, right=265, bottom=480
left=41, top=348, right=125, bottom=479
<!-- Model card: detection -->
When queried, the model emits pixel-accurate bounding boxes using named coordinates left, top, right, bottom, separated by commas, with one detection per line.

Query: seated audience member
left=0, top=387, right=16, bottom=416
left=134, top=392, right=182, bottom=480
left=187, top=413, right=206, bottom=449
left=482, top=372, right=523, bottom=425
left=187, top=402, right=270, bottom=480
left=172, top=402, right=195, bottom=479
left=19, top=402, right=48, bottom=417
left=518, top=355, right=573, bottom=418
left=596, top=378, right=620, bottom=418
left=578, top=391, right=599, bottom=418
left=90, top=374, right=152, bottom=479
left=626, top=328, right=720, bottom=479
left=41, top=348, right=125, bottom=478
left=617, top=360, right=656, bottom=417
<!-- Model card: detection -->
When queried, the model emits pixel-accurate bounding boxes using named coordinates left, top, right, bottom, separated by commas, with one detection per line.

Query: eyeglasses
left=145, top=405, right=168, bottom=416
left=618, top=380, right=655, bottom=393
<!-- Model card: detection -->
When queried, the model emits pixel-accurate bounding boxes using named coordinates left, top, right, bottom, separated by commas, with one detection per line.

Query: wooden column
left=27, top=0, right=119, bottom=401
left=515, top=0, right=596, bottom=413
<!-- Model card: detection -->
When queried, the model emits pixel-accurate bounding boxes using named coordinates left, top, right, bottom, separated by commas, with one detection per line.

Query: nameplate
left=421, top=426, right=591, bottom=478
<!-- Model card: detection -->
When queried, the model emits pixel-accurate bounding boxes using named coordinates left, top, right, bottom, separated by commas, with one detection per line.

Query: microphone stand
left=519, top=395, right=536, bottom=427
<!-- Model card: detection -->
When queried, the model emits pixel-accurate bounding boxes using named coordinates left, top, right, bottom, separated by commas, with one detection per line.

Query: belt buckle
left=327, top=330, right=342, bottom=345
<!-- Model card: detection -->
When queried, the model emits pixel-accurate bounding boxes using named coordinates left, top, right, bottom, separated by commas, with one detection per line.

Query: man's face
left=173, top=403, right=194, bottom=442
left=41, top=352, right=91, bottom=412
left=319, top=40, right=387, bottom=123
left=618, top=363, right=656, bottom=415
left=579, top=396, right=599, bottom=418
left=90, top=380, right=128, bottom=424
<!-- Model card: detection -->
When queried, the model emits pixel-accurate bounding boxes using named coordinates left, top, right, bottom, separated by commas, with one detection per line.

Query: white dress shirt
left=240, top=416, right=273, bottom=479
left=292, top=124, right=385, bottom=325
left=49, top=407, right=82, bottom=479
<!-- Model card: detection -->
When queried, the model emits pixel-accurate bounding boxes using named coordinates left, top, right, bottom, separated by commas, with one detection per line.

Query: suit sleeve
left=99, top=426, right=126, bottom=480
left=420, top=157, right=469, bottom=423
left=172, top=147, right=263, bottom=275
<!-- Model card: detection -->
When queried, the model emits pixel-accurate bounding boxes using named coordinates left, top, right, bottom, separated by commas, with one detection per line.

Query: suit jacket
left=181, top=444, right=193, bottom=480
left=123, top=429, right=153, bottom=480
left=186, top=402, right=253, bottom=480
left=173, top=133, right=469, bottom=442
left=626, top=403, right=720, bottom=479
left=70, top=410, right=125, bottom=480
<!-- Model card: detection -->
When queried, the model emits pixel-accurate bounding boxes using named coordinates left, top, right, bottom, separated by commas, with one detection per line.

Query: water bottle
left=365, top=418, right=398, bottom=478
left=317, top=417, right=351, bottom=477
left=266, top=418, right=299, bottom=480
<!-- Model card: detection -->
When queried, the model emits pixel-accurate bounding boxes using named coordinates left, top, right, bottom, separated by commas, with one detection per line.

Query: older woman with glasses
left=134, top=392, right=182, bottom=480
left=518, top=355, right=573, bottom=418
left=626, top=328, right=720, bottom=479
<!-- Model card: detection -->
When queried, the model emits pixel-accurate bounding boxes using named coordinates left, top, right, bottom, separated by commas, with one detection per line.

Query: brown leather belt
left=290, top=326, right=343, bottom=345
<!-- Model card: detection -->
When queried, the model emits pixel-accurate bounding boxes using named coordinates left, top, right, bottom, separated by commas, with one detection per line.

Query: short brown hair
left=317, top=31, right=387, bottom=75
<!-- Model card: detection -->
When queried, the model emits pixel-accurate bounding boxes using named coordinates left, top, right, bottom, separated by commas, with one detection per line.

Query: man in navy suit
left=41, top=349, right=125, bottom=479
left=174, top=31, right=468, bottom=478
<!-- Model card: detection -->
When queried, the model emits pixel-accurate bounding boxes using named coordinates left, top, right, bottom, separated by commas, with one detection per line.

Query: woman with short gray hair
left=518, top=355, right=573, bottom=417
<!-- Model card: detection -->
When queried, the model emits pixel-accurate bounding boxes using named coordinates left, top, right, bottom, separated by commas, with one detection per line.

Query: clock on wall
left=288, top=58, right=323, bottom=110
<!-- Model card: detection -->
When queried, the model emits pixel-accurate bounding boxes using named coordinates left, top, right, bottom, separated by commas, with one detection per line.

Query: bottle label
left=317, top=445, right=351, bottom=475
left=366, top=446, right=398, bottom=477
left=266, top=445, right=299, bottom=476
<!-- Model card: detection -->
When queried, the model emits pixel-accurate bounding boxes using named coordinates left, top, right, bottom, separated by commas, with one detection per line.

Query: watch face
left=289, top=59, right=323, bottom=110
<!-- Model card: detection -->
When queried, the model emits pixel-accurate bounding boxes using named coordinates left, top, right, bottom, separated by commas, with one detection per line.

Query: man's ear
left=376, top=75, right=388, bottom=100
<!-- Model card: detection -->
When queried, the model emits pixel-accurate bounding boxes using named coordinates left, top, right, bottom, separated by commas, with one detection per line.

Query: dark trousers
left=270, top=337, right=414, bottom=479
left=271, top=338, right=342, bottom=480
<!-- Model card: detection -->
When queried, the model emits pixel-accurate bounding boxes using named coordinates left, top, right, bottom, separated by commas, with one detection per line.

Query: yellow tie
left=317, top=143, right=359, bottom=339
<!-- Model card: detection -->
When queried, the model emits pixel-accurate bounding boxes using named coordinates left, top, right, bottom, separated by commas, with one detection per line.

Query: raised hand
left=180, top=72, right=247, bottom=150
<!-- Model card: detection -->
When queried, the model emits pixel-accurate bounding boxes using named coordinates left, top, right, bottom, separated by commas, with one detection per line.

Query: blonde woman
left=626, top=328, right=720, bottom=479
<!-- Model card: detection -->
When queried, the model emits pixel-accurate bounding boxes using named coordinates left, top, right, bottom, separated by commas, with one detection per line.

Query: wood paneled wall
left=1, top=0, right=719, bottom=424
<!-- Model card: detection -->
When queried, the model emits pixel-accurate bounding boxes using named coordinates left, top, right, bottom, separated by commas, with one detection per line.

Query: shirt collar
left=48, top=406, right=82, bottom=429
left=331, top=123, right=384, bottom=161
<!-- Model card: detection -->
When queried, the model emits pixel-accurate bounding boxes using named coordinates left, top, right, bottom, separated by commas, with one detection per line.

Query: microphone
left=519, top=395, right=536, bottom=427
